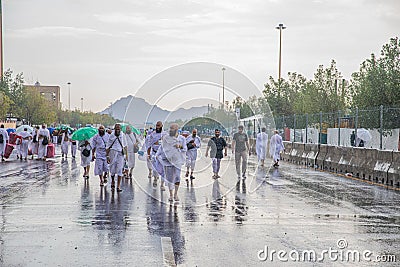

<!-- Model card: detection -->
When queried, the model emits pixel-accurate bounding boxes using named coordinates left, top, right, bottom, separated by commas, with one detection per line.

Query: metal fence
left=274, top=106, right=400, bottom=150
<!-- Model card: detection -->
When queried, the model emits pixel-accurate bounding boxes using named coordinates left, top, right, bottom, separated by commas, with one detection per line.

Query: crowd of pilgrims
left=0, top=122, right=284, bottom=203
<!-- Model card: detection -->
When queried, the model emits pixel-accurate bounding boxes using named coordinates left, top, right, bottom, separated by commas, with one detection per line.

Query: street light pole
left=275, top=23, right=286, bottom=81
left=81, top=97, right=83, bottom=112
left=67, top=82, right=71, bottom=110
left=222, top=67, right=226, bottom=110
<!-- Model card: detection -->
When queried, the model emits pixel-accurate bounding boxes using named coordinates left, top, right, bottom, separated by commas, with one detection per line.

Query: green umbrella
left=120, top=123, right=140, bottom=135
left=56, top=125, right=74, bottom=131
left=71, top=127, right=97, bottom=141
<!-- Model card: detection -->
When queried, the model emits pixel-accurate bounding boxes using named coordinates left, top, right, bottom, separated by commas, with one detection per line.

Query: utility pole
left=0, top=0, right=4, bottom=79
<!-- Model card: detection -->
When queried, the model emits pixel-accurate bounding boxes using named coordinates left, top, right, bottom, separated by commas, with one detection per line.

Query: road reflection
left=208, top=180, right=226, bottom=222
left=183, top=186, right=198, bottom=222
left=145, top=189, right=185, bottom=264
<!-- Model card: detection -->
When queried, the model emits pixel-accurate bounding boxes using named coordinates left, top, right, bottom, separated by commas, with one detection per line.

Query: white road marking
left=161, top=237, right=176, bottom=266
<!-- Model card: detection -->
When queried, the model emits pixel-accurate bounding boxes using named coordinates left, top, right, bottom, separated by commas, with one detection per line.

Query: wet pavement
left=0, top=145, right=399, bottom=266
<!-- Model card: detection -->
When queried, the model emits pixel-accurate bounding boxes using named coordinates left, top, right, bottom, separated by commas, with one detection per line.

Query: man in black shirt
left=206, top=129, right=227, bottom=179
left=232, top=125, right=250, bottom=179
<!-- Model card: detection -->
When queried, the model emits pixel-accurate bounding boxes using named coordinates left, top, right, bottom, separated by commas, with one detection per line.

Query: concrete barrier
left=350, top=147, right=364, bottom=179
left=315, top=144, right=328, bottom=170
left=337, top=146, right=353, bottom=174
left=373, top=150, right=392, bottom=185
left=281, top=141, right=292, bottom=162
left=357, top=148, right=377, bottom=181
left=323, top=146, right=341, bottom=172
left=305, top=144, right=319, bottom=168
left=290, top=143, right=305, bottom=165
left=388, top=152, right=400, bottom=188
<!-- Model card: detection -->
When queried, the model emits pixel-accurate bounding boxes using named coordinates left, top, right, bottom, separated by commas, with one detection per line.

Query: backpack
left=42, top=136, right=49, bottom=145
left=82, top=148, right=90, bottom=157
left=0, top=133, right=3, bottom=144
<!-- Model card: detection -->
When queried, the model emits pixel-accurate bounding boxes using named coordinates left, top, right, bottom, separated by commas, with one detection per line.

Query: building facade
left=25, top=81, right=61, bottom=109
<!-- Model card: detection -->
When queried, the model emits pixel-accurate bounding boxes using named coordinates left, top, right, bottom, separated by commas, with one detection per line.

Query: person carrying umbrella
left=71, top=127, right=98, bottom=178
left=79, top=139, right=92, bottom=179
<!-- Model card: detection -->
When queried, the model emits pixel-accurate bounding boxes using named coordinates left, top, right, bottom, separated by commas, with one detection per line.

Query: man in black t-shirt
left=232, top=125, right=250, bottom=179
left=206, top=129, right=227, bottom=179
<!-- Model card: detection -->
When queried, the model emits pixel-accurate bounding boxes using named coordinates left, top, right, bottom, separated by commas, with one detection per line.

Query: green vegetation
left=0, top=70, right=117, bottom=127
left=262, top=37, right=399, bottom=117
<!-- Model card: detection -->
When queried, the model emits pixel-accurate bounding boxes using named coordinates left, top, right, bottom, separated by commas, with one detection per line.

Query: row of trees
left=0, top=70, right=117, bottom=127
left=232, top=37, right=399, bottom=119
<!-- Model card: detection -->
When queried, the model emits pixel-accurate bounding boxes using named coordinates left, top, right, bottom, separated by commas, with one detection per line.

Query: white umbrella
left=16, top=125, right=34, bottom=134
left=357, top=128, right=372, bottom=142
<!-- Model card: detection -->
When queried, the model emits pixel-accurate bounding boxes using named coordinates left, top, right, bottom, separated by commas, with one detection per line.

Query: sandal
left=100, top=182, right=104, bottom=187
left=117, top=188, right=122, bottom=192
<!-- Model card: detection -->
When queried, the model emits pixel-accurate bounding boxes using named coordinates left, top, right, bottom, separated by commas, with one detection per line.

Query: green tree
left=263, top=72, right=306, bottom=116
left=0, top=69, right=25, bottom=119
left=0, top=92, right=12, bottom=120
left=21, top=88, right=57, bottom=125
left=351, top=37, right=400, bottom=108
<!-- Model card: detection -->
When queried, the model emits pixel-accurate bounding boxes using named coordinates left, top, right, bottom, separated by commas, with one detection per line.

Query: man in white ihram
left=256, top=127, right=268, bottom=167
left=269, top=130, right=284, bottom=167
left=124, top=126, right=140, bottom=179
left=156, top=123, right=187, bottom=203
left=185, top=128, right=201, bottom=182
left=37, top=124, right=50, bottom=161
left=106, top=124, right=127, bottom=192
left=0, top=124, right=9, bottom=162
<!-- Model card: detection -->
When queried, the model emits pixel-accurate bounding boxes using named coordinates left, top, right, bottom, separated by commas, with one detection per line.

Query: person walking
left=71, top=129, right=77, bottom=159
left=124, top=125, right=140, bottom=179
left=37, top=124, right=50, bottom=161
left=18, top=128, right=32, bottom=161
left=256, top=127, right=269, bottom=167
left=269, top=130, right=284, bottom=167
left=79, top=139, right=92, bottom=179
left=61, top=131, right=70, bottom=158
left=232, top=125, right=250, bottom=179
left=185, top=128, right=201, bottom=182
left=30, top=126, right=40, bottom=160
left=155, top=123, right=187, bottom=203
left=0, top=124, right=9, bottom=162
left=146, top=121, right=166, bottom=188
left=206, top=129, right=227, bottom=179
left=106, top=124, right=127, bottom=192
left=92, top=125, right=110, bottom=186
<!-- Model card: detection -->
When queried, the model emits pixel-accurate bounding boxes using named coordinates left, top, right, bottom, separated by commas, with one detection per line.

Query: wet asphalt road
left=0, top=145, right=399, bottom=266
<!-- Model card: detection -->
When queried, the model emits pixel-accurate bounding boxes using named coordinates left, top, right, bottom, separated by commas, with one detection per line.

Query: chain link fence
left=274, top=106, right=400, bottom=151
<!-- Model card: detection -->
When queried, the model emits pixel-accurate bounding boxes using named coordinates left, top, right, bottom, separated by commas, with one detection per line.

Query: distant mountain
left=100, top=95, right=209, bottom=127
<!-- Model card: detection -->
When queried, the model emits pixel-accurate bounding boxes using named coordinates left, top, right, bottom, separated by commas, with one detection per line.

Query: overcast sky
left=4, top=0, right=399, bottom=112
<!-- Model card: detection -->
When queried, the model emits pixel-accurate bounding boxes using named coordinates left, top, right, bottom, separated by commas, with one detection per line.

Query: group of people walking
left=0, top=124, right=53, bottom=161
left=1, top=121, right=285, bottom=203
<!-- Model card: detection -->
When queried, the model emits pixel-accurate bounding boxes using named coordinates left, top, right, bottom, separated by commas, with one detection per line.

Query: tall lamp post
left=222, top=67, right=226, bottom=110
left=275, top=23, right=286, bottom=81
left=67, top=82, right=71, bottom=110
left=81, top=97, right=83, bottom=112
